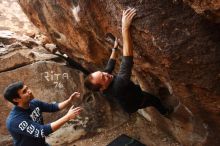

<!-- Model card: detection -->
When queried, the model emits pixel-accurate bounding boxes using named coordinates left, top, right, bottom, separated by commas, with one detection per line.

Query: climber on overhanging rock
left=84, top=8, right=172, bottom=115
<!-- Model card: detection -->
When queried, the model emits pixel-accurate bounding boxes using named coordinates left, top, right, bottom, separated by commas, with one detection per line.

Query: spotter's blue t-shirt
left=6, top=99, right=59, bottom=146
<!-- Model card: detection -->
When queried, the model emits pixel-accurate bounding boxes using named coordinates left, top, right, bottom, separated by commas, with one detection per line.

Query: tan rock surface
left=0, top=0, right=38, bottom=34
left=0, top=0, right=219, bottom=145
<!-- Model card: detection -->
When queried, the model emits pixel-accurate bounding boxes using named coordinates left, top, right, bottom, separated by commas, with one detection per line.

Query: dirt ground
left=62, top=113, right=181, bottom=146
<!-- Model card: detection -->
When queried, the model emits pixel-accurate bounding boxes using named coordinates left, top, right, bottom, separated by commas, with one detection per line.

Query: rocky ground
left=70, top=113, right=181, bottom=146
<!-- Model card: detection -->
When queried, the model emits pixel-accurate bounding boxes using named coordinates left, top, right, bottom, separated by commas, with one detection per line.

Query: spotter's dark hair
left=3, top=81, right=24, bottom=105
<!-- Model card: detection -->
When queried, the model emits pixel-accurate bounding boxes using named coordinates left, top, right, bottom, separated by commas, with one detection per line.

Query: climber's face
left=90, top=71, right=113, bottom=90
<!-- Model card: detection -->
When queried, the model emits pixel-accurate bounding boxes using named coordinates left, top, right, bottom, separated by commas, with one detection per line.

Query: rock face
left=183, top=0, right=220, bottom=23
left=0, top=0, right=38, bottom=34
left=15, top=0, right=220, bottom=145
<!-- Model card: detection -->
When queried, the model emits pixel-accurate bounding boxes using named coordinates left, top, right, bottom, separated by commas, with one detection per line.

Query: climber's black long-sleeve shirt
left=103, top=56, right=144, bottom=113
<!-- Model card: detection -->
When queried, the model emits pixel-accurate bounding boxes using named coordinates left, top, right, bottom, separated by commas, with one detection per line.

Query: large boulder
left=0, top=60, right=108, bottom=145
left=13, top=0, right=220, bottom=145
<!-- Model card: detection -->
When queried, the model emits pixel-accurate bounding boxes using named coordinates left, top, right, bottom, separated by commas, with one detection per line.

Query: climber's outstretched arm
left=122, top=8, right=136, bottom=57
left=103, top=38, right=119, bottom=73
left=109, top=37, right=119, bottom=60
left=117, top=8, right=136, bottom=80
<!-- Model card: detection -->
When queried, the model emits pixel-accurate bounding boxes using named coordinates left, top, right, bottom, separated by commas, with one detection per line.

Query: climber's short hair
left=84, top=74, right=102, bottom=92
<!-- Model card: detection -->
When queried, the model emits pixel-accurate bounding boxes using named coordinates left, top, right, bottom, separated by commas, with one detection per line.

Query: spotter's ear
left=12, top=98, right=20, bottom=103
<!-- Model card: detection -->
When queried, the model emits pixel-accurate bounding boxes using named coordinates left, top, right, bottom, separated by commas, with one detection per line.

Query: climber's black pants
left=139, top=91, right=168, bottom=115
